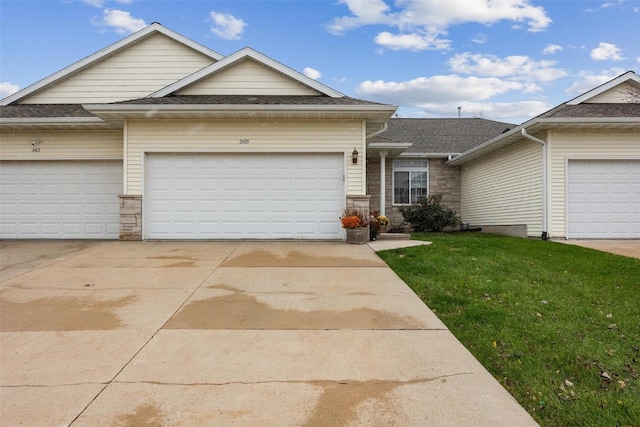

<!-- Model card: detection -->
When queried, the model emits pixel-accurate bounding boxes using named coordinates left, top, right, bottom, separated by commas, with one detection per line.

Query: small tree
left=399, top=193, right=460, bottom=232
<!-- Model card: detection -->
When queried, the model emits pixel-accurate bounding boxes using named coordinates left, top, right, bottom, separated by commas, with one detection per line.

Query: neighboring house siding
left=177, top=59, right=320, bottom=96
left=125, top=119, right=364, bottom=195
left=460, top=140, right=543, bottom=236
left=22, top=34, right=215, bottom=104
left=0, top=130, right=123, bottom=160
left=586, top=82, right=636, bottom=103
left=548, top=130, right=640, bottom=238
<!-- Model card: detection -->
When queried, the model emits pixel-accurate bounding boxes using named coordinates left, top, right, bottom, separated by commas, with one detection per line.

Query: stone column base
left=119, top=195, right=142, bottom=241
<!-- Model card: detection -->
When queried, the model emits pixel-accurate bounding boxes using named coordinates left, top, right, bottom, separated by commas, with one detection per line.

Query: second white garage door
left=567, top=159, right=640, bottom=238
left=146, top=153, right=344, bottom=239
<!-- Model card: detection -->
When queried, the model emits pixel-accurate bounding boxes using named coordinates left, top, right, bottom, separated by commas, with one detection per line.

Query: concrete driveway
left=556, top=239, right=640, bottom=259
left=1, top=240, right=537, bottom=426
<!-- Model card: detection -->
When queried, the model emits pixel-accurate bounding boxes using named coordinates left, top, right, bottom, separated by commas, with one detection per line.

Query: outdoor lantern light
left=352, top=148, right=359, bottom=164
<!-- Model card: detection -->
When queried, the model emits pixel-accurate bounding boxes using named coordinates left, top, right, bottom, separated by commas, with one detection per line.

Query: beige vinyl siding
left=548, top=130, right=640, bottom=238
left=0, top=130, right=123, bottom=160
left=23, top=34, right=215, bottom=104
left=177, top=59, right=320, bottom=96
left=461, top=139, right=543, bottom=237
left=125, top=119, right=364, bottom=195
left=585, top=83, right=636, bottom=103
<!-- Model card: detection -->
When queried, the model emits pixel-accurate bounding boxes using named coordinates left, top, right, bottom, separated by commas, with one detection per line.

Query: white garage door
left=0, top=161, right=122, bottom=239
left=567, top=160, right=640, bottom=238
left=146, top=153, right=344, bottom=239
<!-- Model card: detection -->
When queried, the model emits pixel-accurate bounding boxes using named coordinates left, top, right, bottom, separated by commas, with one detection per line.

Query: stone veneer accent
left=367, top=157, right=462, bottom=228
left=119, top=195, right=142, bottom=241
left=346, top=194, right=371, bottom=212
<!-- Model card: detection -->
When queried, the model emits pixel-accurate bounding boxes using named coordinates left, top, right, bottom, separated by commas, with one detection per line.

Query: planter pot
left=346, top=227, right=369, bottom=244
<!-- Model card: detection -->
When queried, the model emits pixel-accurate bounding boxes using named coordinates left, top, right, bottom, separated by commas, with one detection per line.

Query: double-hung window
left=393, top=159, right=429, bottom=205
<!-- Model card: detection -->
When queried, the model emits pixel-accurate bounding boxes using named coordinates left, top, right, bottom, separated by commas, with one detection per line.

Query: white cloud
left=92, top=9, right=146, bottom=34
left=471, top=33, right=487, bottom=44
left=374, top=31, right=450, bottom=51
left=0, top=82, right=20, bottom=99
left=303, top=67, right=322, bottom=80
left=449, top=53, right=567, bottom=82
left=355, top=75, right=528, bottom=107
left=210, top=11, right=247, bottom=40
left=329, top=0, right=551, bottom=51
left=543, top=44, right=563, bottom=55
left=590, top=42, right=624, bottom=61
left=402, top=100, right=549, bottom=121
left=565, top=68, right=626, bottom=94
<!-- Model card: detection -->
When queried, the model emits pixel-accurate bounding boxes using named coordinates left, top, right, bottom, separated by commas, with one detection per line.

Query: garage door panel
left=146, top=153, right=343, bottom=239
left=0, top=161, right=122, bottom=239
left=568, top=160, right=640, bottom=238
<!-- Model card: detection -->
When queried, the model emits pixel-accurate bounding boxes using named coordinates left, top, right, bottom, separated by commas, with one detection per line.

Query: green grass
left=378, top=233, right=640, bottom=427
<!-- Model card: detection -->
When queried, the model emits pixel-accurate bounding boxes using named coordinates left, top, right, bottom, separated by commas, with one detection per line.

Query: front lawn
left=378, top=233, right=639, bottom=427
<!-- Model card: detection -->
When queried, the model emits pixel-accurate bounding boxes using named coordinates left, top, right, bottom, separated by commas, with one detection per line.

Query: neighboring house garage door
left=567, top=160, right=640, bottom=238
left=146, top=153, right=344, bottom=239
left=0, top=161, right=122, bottom=239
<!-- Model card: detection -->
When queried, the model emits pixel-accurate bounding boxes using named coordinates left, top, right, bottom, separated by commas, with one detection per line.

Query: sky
left=1, top=0, right=639, bottom=124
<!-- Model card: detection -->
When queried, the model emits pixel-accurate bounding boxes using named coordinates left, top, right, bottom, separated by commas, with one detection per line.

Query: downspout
left=521, top=128, right=549, bottom=240
left=366, top=122, right=388, bottom=139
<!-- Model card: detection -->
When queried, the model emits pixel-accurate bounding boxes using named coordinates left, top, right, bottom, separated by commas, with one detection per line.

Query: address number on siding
left=239, top=139, right=250, bottom=144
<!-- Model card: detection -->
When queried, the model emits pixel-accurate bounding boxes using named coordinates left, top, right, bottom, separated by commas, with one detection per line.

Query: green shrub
left=399, top=194, right=460, bottom=232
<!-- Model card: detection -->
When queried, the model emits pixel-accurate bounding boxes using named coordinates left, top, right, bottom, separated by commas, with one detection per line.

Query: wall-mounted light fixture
left=352, top=148, right=359, bottom=164
left=30, top=138, right=40, bottom=147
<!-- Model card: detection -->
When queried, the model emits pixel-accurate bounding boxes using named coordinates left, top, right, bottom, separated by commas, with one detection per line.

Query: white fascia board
left=567, top=71, right=640, bottom=105
left=446, top=125, right=525, bottom=166
left=1, top=23, right=223, bottom=106
left=151, top=47, right=345, bottom=98
left=0, top=117, right=107, bottom=125
left=83, top=103, right=396, bottom=114
left=536, top=117, right=640, bottom=124
left=367, top=143, right=412, bottom=149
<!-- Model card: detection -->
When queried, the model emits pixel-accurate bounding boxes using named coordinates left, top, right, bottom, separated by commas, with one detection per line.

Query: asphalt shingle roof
left=539, top=103, right=640, bottom=118
left=115, top=95, right=390, bottom=106
left=0, top=104, right=96, bottom=118
left=370, top=118, right=516, bottom=154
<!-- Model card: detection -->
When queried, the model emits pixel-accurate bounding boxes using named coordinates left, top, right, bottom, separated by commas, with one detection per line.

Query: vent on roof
left=501, top=128, right=512, bottom=134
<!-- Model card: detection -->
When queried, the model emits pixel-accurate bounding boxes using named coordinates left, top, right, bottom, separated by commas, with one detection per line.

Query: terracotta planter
left=346, top=227, right=369, bottom=244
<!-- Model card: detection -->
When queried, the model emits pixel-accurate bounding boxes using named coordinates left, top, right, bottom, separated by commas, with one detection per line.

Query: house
left=0, top=23, right=396, bottom=240
left=367, top=117, right=515, bottom=226
left=2, top=23, right=638, bottom=242
left=448, top=71, right=640, bottom=239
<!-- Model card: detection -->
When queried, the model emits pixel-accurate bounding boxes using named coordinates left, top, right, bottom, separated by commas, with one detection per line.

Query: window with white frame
left=393, top=159, right=429, bottom=205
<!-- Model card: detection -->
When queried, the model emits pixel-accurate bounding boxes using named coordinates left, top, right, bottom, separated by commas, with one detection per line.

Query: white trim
left=567, top=71, right=640, bottom=105
left=399, top=152, right=461, bottom=158
left=1, top=23, right=223, bottom=106
left=150, top=47, right=345, bottom=99
left=391, top=158, right=429, bottom=206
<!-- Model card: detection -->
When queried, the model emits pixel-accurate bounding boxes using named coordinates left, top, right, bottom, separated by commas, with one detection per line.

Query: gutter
left=520, top=128, right=549, bottom=240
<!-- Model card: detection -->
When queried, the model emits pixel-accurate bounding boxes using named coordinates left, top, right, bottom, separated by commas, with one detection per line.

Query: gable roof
left=0, top=23, right=223, bottom=106
left=567, top=70, right=640, bottom=105
left=448, top=71, right=640, bottom=166
left=368, top=118, right=515, bottom=157
left=150, top=47, right=343, bottom=98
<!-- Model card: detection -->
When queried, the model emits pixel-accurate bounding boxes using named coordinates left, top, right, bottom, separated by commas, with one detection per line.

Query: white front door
left=146, top=153, right=344, bottom=239
left=0, top=161, right=122, bottom=239
left=567, top=159, right=640, bottom=238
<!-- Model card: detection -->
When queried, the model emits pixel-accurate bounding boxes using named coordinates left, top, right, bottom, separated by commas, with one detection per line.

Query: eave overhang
left=0, top=117, right=120, bottom=130
left=447, top=117, right=640, bottom=166
left=366, top=142, right=412, bottom=158
left=83, top=103, right=398, bottom=135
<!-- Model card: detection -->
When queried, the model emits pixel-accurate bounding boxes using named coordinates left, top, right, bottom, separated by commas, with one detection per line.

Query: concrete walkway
left=0, top=240, right=537, bottom=426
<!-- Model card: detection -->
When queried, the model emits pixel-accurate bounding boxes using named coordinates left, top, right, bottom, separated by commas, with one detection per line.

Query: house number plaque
left=239, top=139, right=250, bottom=144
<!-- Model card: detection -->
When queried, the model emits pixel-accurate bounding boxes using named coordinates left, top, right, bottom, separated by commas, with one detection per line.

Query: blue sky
left=1, top=0, right=639, bottom=124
